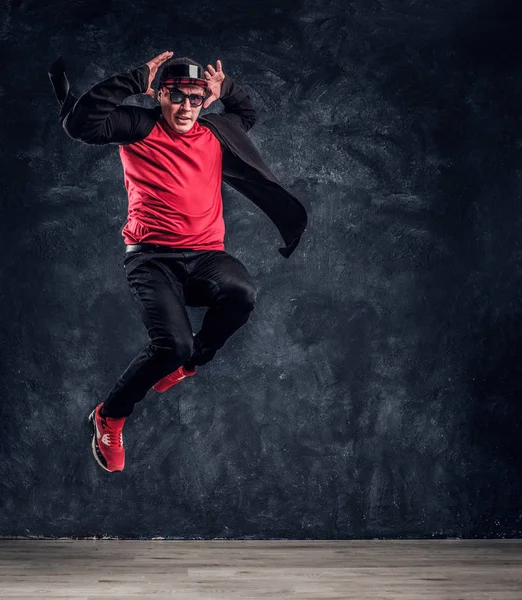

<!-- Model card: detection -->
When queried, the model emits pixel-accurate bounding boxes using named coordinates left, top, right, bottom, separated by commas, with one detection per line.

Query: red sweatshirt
left=119, top=117, right=225, bottom=250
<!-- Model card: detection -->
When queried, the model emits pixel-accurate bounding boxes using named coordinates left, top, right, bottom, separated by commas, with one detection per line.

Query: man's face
left=158, top=84, right=206, bottom=134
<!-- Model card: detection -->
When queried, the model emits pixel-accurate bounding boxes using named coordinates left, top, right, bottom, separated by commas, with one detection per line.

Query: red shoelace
left=102, top=418, right=124, bottom=447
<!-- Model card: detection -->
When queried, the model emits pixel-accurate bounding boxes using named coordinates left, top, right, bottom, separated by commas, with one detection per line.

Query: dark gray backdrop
left=1, top=0, right=521, bottom=538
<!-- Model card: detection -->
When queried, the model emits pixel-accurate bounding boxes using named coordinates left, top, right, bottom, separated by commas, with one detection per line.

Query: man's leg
left=184, top=251, right=258, bottom=369
left=102, top=253, right=194, bottom=418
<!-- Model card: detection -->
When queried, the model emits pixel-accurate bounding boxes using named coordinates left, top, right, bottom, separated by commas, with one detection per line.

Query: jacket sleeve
left=48, top=56, right=155, bottom=145
left=216, top=76, right=257, bottom=133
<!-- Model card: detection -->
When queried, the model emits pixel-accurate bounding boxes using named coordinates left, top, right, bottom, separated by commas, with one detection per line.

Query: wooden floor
left=1, top=539, right=521, bottom=599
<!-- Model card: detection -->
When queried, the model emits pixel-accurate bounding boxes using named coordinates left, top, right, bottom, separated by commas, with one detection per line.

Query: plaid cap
left=162, top=77, right=208, bottom=89
left=159, top=60, right=207, bottom=88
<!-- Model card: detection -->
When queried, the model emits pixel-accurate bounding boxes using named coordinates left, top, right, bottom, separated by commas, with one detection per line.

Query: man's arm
left=48, top=51, right=172, bottom=145
left=217, top=76, right=257, bottom=133
left=61, top=65, right=153, bottom=144
left=200, top=60, right=256, bottom=133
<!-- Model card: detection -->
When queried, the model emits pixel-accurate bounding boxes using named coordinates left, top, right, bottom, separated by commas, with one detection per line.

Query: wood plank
left=0, top=540, right=521, bottom=599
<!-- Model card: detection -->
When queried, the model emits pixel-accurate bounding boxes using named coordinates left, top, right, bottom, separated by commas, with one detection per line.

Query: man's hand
left=203, top=60, right=225, bottom=109
left=144, top=50, right=173, bottom=97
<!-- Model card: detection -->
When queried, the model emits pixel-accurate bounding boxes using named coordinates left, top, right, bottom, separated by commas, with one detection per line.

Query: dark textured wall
left=1, top=0, right=521, bottom=538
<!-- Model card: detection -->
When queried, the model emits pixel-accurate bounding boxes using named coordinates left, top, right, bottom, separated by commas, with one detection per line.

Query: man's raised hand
left=144, top=51, right=173, bottom=97
left=203, top=60, right=225, bottom=109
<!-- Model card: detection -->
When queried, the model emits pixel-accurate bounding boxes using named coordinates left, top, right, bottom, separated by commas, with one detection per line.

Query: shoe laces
left=102, top=417, right=124, bottom=447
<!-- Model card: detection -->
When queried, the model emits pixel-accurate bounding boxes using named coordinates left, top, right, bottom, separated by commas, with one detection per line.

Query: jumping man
left=48, top=51, right=307, bottom=473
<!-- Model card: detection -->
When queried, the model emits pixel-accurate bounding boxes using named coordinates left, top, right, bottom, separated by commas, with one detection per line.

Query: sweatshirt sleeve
left=48, top=56, right=156, bottom=145
left=216, top=76, right=257, bottom=133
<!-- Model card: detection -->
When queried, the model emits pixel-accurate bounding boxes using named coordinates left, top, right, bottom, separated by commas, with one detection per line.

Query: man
left=48, top=51, right=307, bottom=473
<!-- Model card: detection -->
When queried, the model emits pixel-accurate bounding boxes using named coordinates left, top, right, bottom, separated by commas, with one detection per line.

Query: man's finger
left=146, top=51, right=173, bottom=76
left=152, top=51, right=173, bottom=66
left=207, top=64, right=216, bottom=75
left=216, top=59, right=222, bottom=71
left=159, top=51, right=173, bottom=62
left=203, top=92, right=217, bottom=108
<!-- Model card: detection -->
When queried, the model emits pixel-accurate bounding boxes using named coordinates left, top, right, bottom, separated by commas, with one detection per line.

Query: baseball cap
left=159, top=57, right=208, bottom=89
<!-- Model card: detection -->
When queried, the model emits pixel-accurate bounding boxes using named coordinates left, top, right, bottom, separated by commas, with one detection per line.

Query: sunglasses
left=162, top=86, right=208, bottom=107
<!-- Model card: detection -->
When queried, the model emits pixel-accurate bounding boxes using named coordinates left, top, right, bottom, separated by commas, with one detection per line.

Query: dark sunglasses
left=162, top=86, right=207, bottom=107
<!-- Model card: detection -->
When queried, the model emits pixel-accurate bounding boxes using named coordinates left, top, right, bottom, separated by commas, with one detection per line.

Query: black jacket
left=48, top=57, right=308, bottom=258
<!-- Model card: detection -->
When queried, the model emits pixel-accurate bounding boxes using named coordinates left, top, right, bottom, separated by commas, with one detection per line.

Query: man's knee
left=231, top=281, right=257, bottom=311
left=150, top=335, right=193, bottom=369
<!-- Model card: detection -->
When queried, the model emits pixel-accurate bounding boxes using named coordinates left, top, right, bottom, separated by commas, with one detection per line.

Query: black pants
left=103, top=248, right=257, bottom=418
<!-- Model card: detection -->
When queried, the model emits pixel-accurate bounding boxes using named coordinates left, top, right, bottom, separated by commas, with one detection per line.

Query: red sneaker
left=88, top=403, right=125, bottom=472
left=153, top=365, right=197, bottom=393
